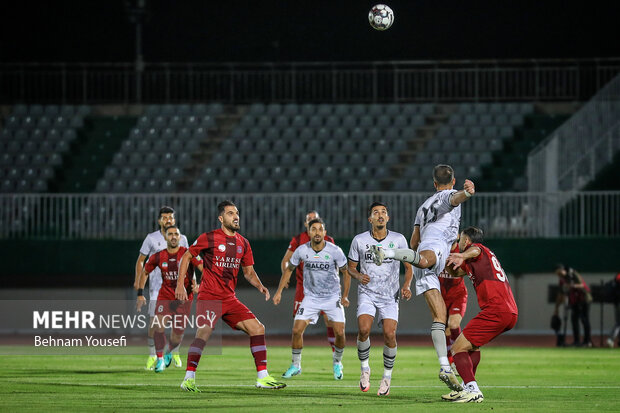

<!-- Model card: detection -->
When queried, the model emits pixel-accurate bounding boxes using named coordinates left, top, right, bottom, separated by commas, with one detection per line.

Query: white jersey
left=290, top=241, right=347, bottom=299
left=348, top=230, right=408, bottom=301
left=414, top=189, right=461, bottom=245
left=139, top=229, right=189, bottom=291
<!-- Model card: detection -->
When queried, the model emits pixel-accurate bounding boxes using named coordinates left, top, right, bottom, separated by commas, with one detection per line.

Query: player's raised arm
left=242, top=265, right=270, bottom=301
left=176, top=249, right=194, bottom=301
left=450, top=179, right=476, bottom=207
left=134, top=254, right=147, bottom=290
left=274, top=262, right=296, bottom=305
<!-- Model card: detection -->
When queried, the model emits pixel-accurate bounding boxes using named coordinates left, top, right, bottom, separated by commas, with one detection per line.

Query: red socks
left=453, top=351, right=475, bottom=384
left=186, top=338, right=206, bottom=372
left=153, top=331, right=166, bottom=358
left=250, top=335, right=268, bottom=373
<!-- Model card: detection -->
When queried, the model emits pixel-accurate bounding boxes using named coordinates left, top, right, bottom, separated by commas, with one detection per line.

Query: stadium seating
left=0, top=104, right=90, bottom=193
left=95, top=103, right=222, bottom=193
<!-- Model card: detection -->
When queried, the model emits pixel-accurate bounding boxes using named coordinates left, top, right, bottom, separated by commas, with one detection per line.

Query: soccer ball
left=368, top=4, right=394, bottom=31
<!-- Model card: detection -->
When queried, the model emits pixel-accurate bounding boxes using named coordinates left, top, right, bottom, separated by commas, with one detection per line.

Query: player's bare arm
left=449, top=179, right=476, bottom=206
left=175, top=250, right=194, bottom=301
left=340, top=265, right=352, bottom=308
left=242, top=265, right=270, bottom=301
left=280, top=250, right=294, bottom=288
left=134, top=254, right=147, bottom=290
left=409, top=225, right=421, bottom=250
left=135, top=267, right=149, bottom=312
left=273, top=262, right=296, bottom=305
left=401, top=261, right=413, bottom=300
left=447, top=246, right=481, bottom=269
left=346, top=260, right=371, bottom=285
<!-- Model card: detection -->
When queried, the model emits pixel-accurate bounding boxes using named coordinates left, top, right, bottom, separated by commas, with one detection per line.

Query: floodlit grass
left=1, top=346, right=619, bottom=412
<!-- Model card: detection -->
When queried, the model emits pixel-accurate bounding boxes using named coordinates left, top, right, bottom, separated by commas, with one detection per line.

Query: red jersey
left=145, top=246, right=201, bottom=300
left=462, top=243, right=518, bottom=314
left=439, top=244, right=467, bottom=299
left=559, top=268, right=592, bottom=305
left=288, top=232, right=335, bottom=287
left=190, top=228, right=254, bottom=299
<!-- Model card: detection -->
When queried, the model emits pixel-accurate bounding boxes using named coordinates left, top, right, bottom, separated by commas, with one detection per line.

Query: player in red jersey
left=136, top=225, right=203, bottom=373
left=438, top=242, right=468, bottom=372
left=176, top=200, right=286, bottom=391
left=442, top=226, right=518, bottom=403
left=280, top=210, right=337, bottom=352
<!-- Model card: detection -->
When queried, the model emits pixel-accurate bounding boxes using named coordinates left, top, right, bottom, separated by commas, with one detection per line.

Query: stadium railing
left=1, top=58, right=619, bottom=104
left=528, top=72, right=620, bottom=194
left=0, top=191, right=618, bottom=240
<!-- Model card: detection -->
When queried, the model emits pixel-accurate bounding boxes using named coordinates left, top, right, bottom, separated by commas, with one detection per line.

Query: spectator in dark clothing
left=554, top=264, right=593, bottom=347
left=606, top=272, right=620, bottom=348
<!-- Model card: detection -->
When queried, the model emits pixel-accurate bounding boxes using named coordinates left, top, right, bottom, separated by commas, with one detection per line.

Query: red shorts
left=196, top=295, right=256, bottom=330
left=463, top=310, right=518, bottom=348
left=444, top=291, right=468, bottom=318
left=154, top=297, right=193, bottom=334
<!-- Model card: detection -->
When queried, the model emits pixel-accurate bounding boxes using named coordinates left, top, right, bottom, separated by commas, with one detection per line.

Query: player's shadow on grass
left=12, top=368, right=139, bottom=376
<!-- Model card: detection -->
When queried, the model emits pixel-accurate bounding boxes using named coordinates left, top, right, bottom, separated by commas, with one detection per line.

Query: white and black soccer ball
left=368, top=4, right=394, bottom=31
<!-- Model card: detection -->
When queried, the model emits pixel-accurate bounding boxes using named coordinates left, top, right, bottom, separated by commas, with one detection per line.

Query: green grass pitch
left=1, top=346, right=619, bottom=412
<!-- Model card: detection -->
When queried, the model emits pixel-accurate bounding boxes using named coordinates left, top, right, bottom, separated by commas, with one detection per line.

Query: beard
left=224, top=221, right=240, bottom=232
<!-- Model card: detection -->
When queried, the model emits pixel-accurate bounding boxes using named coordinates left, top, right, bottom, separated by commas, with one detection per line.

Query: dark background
left=1, top=0, right=617, bottom=63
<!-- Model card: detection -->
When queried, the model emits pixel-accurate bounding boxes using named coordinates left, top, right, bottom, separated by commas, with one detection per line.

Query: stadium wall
left=1, top=238, right=618, bottom=287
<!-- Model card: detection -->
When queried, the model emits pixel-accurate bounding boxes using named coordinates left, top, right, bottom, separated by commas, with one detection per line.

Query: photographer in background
left=554, top=264, right=593, bottom=347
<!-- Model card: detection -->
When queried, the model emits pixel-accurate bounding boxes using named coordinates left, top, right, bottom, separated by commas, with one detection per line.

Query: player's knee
left=384, top=331, right=396, bottom=346
left=358, top=330, right=370, bottom=341
left=333, top=325, right=345, bottom=338
left=252, top=321, right=265, bottom=336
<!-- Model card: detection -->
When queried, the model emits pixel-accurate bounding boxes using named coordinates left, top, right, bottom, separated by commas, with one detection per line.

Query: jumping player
left=176, top=200, right=286, bottom=391
left=442, top=226, right=518, bottom=403
left=136, top=225, right=202, bottom=373
left=370, top=164, right=475, bottom=391
left=439, top=242, right=468, bottom=373
left=280, top=211, right=337, bottom=353
left=134, top=206, right=189, bottom=370
left=273, top=218, right=354, bottom=381
left=347, top=202, right=413, bottom=396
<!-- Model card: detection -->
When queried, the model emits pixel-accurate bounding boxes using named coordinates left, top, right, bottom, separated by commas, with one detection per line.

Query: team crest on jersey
left=237, top=246, right=243, bottom=254
left=324, top=254, right=330, bottom=260
left=162, top=262, right=168, bottom=268
left=218, top=244, right=226, bottom=252
left=388, top=241, right=395, bottom=248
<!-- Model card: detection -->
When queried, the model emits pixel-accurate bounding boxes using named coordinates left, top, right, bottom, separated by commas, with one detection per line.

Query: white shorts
left=414, top=239, right=450, bottom=295
left=148, top=284, right=161, bottom=317
left=295, top=295, right=346, bottom=324
left=357, top=291, right=399, bottom=327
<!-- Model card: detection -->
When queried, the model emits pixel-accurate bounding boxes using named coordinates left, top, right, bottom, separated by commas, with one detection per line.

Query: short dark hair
left=218, top=200, right=236, bottom=215
left=433, top=164, right=455, bottom=185
left=164, top=224, right=179, bottom=233
left=367, top=201, right=388, bottom=217
left=462, top=226, right=484, bottom=244
left=159, top=206, right=175, bottom=219
left=307, top=217, right=325, bottom=229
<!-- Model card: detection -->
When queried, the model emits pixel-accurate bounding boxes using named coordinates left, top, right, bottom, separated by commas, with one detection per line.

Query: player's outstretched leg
left=180, top=338, right=206, bottom=392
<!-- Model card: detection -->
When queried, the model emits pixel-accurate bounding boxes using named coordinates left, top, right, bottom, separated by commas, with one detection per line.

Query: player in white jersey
left=134, top=206, right=189, bottom=370
left=274, top=218, right=361, bottom=380
left=370, top=165, right=475, bottom=392
left=347, top=202, right=413, bottom=396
